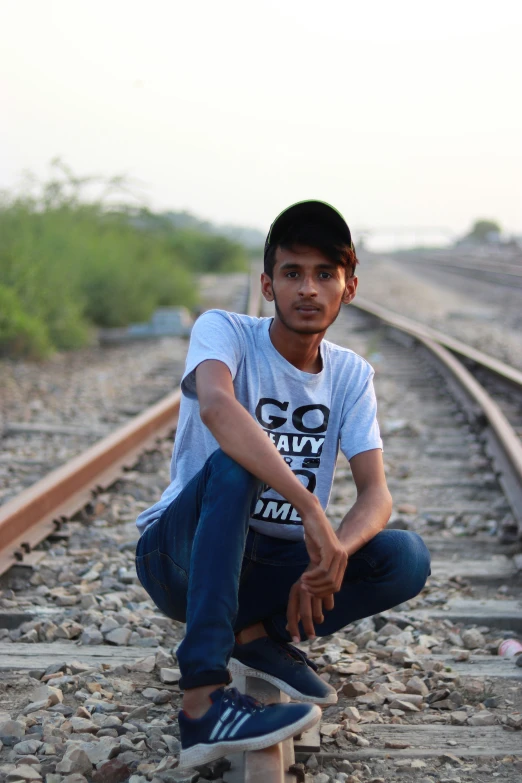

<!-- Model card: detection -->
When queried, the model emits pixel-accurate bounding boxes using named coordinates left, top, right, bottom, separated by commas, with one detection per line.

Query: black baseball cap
left=264, top=200, right=353, bottom=260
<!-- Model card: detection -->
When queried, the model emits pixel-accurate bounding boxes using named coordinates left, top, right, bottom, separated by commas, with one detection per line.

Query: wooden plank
left=1, top=643, right=520, bottom=684
left=430, top=556, right=517, bottom=582
left=4, top=422, right=108, bottom=438
left=243, top=678, right=291, bottom=783
left=293, top=722, right=321, bottom=753
left=423, top=654, right=522, bottom=680
left=0, top=641, right=159, bottom=670
left=295, top=724, right=522, bottom=760
left=224, top=677, right=290, bottom=783
left=413, top=598, right=522, bottom=631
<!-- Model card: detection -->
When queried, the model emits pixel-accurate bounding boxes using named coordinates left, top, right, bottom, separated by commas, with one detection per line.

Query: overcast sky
left=1, top=0, right=521, bottom=244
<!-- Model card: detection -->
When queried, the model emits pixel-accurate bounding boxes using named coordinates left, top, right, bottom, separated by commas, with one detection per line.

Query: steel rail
left=0, top=269, right=262, bottom=576
left=0, top=389, right=183, bottom=577
left=392, top=252, right=522, bottom=288
left=353, top=298, right=522, bottom=530
left=354, top=297, right=522, bottom=390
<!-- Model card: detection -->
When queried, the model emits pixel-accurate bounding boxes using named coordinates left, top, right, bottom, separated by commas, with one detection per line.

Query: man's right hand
left=299, top=505, right=348, bottom=598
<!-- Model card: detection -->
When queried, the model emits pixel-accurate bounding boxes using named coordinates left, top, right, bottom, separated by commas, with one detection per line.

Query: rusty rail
left=0, top=268, right=263, bottom=576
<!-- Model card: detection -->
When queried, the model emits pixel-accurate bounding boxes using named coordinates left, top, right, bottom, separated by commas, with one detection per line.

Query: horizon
left=2, top=0, right=521, bottom=247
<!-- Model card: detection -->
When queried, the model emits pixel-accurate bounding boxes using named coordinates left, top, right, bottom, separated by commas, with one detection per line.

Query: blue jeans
left=135, top=449, right=431, bottom=690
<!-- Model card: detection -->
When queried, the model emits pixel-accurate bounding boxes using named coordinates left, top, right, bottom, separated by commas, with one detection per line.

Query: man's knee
left=395, top=530, right=430, bottom=596
left=208, top=449, right=261, bottom=497
left=374, top=529, right=431, bottom=598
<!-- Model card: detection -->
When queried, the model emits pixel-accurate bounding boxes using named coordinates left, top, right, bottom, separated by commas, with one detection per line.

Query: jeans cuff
left=179, top=668, right=232, bottom=691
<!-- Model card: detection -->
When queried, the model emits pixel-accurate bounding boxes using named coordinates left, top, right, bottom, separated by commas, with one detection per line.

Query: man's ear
left=261, top=272, right=274, bottom=302
left=342, top=275, right=358, bottom=305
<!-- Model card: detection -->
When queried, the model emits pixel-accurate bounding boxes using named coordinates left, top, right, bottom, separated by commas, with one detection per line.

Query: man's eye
left=319, top=272, right=332, bottom=279
left=286, top=271, right=299, bottom=278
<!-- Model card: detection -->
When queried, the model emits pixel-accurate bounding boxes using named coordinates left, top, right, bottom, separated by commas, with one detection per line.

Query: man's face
left=261, top=244, right=357, bottom=335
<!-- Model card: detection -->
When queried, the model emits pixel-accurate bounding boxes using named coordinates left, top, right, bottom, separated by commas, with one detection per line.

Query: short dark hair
left=264, top=220, right=358, bottom=280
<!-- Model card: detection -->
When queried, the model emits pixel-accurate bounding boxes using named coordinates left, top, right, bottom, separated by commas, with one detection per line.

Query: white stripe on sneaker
left=217, top=710, right=244, bottom=740
left=209, top=706, right=233, bottom=740
left=228, top=712, right=251, bottom=737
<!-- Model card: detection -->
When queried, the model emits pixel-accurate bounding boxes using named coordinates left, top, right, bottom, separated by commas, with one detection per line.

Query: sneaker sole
left=179, top=703, right=321, bottom=769
left=229, top=658, right=338, bottom=705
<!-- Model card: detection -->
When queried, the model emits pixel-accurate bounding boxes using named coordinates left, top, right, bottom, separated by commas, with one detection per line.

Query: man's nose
left=298, top=275, right=318, bottom=296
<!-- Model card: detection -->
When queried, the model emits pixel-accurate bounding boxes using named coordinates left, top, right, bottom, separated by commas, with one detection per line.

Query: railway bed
left=0, top=291, right=522, bottom=782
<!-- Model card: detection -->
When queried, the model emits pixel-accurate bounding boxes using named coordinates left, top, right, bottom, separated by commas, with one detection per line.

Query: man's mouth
left=296, top=305, right=321, bottom=313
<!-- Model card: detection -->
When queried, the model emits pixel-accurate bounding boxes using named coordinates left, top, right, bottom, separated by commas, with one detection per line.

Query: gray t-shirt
left=136, top=310, right=382, bottom=540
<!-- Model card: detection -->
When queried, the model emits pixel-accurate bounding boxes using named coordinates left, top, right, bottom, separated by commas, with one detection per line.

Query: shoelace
left=278, top=641, right=319, bottom=672
left=221, top=687, right=263, bottom=714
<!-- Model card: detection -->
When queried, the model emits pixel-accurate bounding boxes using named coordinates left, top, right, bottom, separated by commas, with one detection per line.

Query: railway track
left=0, top=276, right=521, bottom=782
left=391, top=249, right=522, bottom=290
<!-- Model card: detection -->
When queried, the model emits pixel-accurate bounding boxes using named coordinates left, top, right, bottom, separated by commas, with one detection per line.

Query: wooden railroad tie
left=224, top=673, right=320, bottom=783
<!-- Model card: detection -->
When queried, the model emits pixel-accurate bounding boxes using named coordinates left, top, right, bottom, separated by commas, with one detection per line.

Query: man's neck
left=268, top=317, right=324, bottom=374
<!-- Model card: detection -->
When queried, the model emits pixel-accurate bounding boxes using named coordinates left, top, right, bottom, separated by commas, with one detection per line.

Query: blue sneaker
left=178, top=686, right=320, bottom=768
left=229, top=637, right=337, bottom=705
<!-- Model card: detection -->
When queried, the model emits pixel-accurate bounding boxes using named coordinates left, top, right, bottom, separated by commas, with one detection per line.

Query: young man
left=135, top=200, right=431, bottom=768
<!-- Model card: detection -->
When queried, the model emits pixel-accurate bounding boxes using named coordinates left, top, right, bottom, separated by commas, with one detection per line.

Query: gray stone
left=92, top=759, right=131, bottom=783
left=506, top=713, right=522, bottom=729
left=153, top=691, right=172, bottom=705
left=14, top=741, right=43, bottom=756
left=104, top=628, right=132, bottom=646
left=32, top=687, right=63, bottom=707
left=69, top=718, right=98, bottom=734
left=80, top=628, right=103, bottom=646
left=74, top=739, right=120, bottom=765
left=159, top=668, right=181, bottom=684
left=7, top=765, right=42, bottom=781
left=162, top=736, right=181, bottom=754
left=461, top=629, right=486, bottom=650
left=130, top=656, right=155, bottom=673
left=155, top=649, right=175, bottom=668
left=305, top=755, right=318, bottom=770
left=100, top=619, right=120, bottom=634
left=23, top=701, right=50, bottom=716
left=406, top=677, right=429, bottom=697
left=158, top=770, right=199, bottom=783
left=141, top=688, right=160, bottom=700
left=126, top=705, right=150, bottom=720
left=467, top=711, right=496, bottom=726
left=0, top=722, right=25, bottom=741
left=56, top=749, right=92, bottom=776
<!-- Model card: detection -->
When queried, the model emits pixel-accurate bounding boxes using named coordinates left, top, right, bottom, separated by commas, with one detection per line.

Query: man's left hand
left=286, top=575, right=336, bottom=643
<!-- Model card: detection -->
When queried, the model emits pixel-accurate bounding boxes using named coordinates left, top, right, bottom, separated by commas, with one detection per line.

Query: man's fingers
left=322, top=593, right=335, bottom=612
left=286, top=586, right=301, bottom=644
left=335, top=555, right=347, bottom=592
left=312, top=597, right=324, bottom=625
left=302, top=553, right=334, bottom=583
left=303, top=552, right=347, bottom=594
left=299, top=591, right=317, bottom=639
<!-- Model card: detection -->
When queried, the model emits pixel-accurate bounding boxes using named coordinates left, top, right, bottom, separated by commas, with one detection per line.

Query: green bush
left=0, top=285, right=52, bottom=359
left=0, top=165, right=249, bottom=359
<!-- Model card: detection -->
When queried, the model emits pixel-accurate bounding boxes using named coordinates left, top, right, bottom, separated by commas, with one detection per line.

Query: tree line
left=0, top=162, right=250, bottom=359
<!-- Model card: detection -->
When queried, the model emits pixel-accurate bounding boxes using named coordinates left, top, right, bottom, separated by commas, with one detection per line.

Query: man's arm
left=195, top=359, right=347, bottom=589
left=286, top=448, right=392, bottom=641
left=335, top=449, right=392, bottom=554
